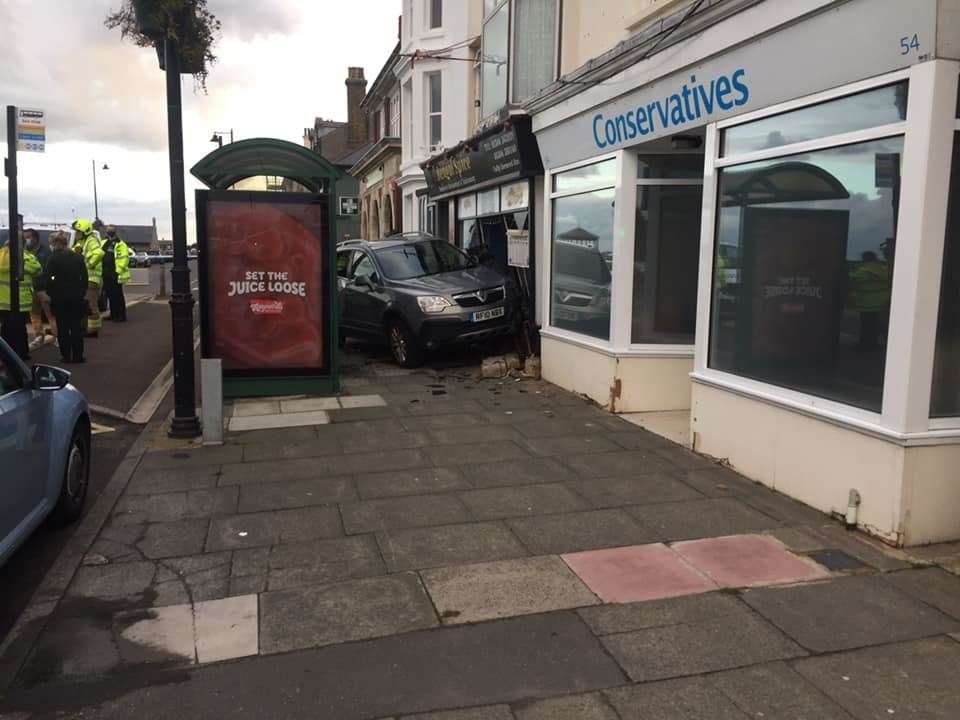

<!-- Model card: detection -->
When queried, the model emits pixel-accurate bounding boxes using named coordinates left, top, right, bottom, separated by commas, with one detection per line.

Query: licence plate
left=471, top=306, right=505, bottom=323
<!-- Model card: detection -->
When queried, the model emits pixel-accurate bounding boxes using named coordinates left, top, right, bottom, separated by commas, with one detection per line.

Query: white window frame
left=481, top=0, right=511, bottom=120
left=427, top=0, right=443, bottom=30
left=693, top=63, right=960, bottom=443
left=627, top=152, right=705, bottom=356
left=425, top=70, right=442, bottom=152
left=542, top=152, right=621, bottom=352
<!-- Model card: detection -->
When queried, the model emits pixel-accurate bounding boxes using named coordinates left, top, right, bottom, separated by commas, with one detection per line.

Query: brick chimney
left=346, top=67, right=368, bottom=147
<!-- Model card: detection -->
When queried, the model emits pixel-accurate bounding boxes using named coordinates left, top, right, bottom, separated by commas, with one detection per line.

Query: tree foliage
left=105, top=0, right=220, bottom=89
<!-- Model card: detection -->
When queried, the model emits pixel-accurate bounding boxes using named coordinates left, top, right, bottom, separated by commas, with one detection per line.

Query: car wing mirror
left=32, top=364, right=71, bottom=391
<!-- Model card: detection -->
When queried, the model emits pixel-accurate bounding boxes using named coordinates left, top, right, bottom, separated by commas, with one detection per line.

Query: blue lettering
left=636, top=106, right=649, bottom=134
left=605, top=119, right=618, bottom=146
left=732, top=68, right=750, bottom=106
left=592, top=113, right=607, bottom=148
left=654, top=100, right=670, bottom=129
left=697, top=81, right=716, bottom=114
left=715, top=76, right=734, bottom=110
left=647, top=102, right=659, bottom=132
left=615, top=115, right=628, bottom=144
left=669, top=94, right=686, bottom=124
left=691, top=76, right=702, bottom=117
left=624, top=110, right=638, bottom=139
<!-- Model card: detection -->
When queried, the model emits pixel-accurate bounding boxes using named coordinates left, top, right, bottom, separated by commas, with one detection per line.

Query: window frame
left=692, top=64, right=960, bottom=440
left=427, top=0, right=443, bottom=30
left=509, top=0, right=561, bottom=106
left=480, top=0, right=511, bottom=120
left=544, top=153, right=620, bottom=348
left=425, top=70, right=442, bottom=152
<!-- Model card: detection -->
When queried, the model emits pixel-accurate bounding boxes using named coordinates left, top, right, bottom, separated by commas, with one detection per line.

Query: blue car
left=0, top=338, right=91, bottom=567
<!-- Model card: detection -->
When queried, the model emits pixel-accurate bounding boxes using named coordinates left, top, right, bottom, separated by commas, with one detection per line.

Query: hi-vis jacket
left=72, top=219, right=105, bottom=286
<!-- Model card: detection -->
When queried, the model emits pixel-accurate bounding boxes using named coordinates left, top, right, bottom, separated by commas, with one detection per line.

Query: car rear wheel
left=387, top=319, right=423, bottom=368
left=51, top=424, right=90, bottom=526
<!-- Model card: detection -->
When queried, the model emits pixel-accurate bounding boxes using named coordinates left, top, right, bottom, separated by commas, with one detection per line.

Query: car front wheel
left=387, top=319, right=423, bottom=368
left=51, top=423, right=90, bottom=526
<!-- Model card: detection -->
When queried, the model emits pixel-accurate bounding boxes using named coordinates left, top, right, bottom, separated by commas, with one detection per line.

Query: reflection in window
left=512, top=0, right=558, bottom=104
left=637, top=155, right=704, bottom=180
left=722, top=82, right=908, bottom=157
left=709, top=137, right=904, bottom=412
left=551, top=189, right=615, bottom=340
left=633, top=185, right=702, bottom=344
left=553, top=158, right=617, bottom=193
left=931, top=133, right=960, bottom=417
left=481, top=1, right=509, bottom=117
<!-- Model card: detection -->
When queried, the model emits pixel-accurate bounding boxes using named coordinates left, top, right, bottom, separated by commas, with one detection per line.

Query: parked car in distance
left=336, top=234, right=516, bottom=367
left=0, top=338, right=91, bottom=568
left=129, top=251, right=150, bottom=268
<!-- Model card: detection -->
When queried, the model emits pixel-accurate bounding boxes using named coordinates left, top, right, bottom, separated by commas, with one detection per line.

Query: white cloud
left=1, top=0, right=400, bottom=241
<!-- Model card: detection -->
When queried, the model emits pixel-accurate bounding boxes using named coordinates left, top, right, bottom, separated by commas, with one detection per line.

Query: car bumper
left=416, top=307, right=514, bottom=348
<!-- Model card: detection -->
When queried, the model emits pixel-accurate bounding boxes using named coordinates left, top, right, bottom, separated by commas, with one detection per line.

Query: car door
left=0, top=343, right=48, bottom=547
left=337, top=249, right=360, bottom=333
left=347, top=252, right=388, bottom=338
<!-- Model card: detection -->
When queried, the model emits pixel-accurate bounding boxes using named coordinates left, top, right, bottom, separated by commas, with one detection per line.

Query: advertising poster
left=742, top=207, right=848, bottom=366
left=203, top=196, right=329, bottom=373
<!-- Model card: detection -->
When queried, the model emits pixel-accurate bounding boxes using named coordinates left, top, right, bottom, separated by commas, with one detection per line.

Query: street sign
left=16, top=108, right=45, bottom=152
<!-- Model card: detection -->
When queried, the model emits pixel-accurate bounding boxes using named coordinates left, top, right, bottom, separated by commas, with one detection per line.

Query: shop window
left=481, top=1, right=509, bottom=118
left=512, top=0, right=558, bottom=104
left=721, top=82, right=908, bottom=157
left=550, top=159, right=616, bottom=341
left=931, top=133, right=960, bottom=417
left=426, top=71, right=442, bottom=151
left=709, top=137, right=904, bottom=412
left=478, top=188, right=500, bottom=216
left=633, top=182, right=702, bottom=344
left=638, top=155, right=704, bottom=180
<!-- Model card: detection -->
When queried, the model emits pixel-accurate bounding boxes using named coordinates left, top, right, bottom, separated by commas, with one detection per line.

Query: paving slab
left=562, top=543, right=717, bottom=604
left=422, top=556, right=600, bottom=624
left=459, top=484, right=589, bottom=520
left=96, top=518, right=210, bottom=560
left=325, top=418, right=407, bottom=437
left=794, top=637, right=960, bottom=720
left=709, top=661, right=854, bottom=720
left=266, top=535, right=386, bottom=590
left=356, top=467, right=472, bottom=499
left=328, top=406, right=405, bottom=423
left=459, top=458, right=578, bottom=488
left=66, top=561, right=157, bottom=603
left=232, top=400, right=281, bottom=417
left=220, top=449, right=429, bottom=486
left=740, top=574, right=960, bottom=653
left=341, top=494, right=473, bottom=534
left=603, top=429, right=673, bottom=450
left=236, top=476, right=356, bottom=513
left=279, top=396, right=340, bottom=412
left=339, top=431, right=431, bottom=453
left=125, top=466, right=220, bottom=495
left=567, top=474, right=702, bottom=508
left=512, top=692, right=619, bottom=720
left=507, top=509, right=657, bottom=555
left=577, top=591, right=747, bottom=636
left=193, top=594, right=259, bottom=664
left=226, top=426, right=320, bottom=445
left=259, top=573, right=438, bottom=653
left=480, top=408, right=567, bottom=425
left=738, top=490, right=830, bottom=528
left=513, top=418, right=610, bottom=438
left=111, top=487, right=238, bottom=524
left=427, top=425, right=518, bottom=446
left=206, top=506, right=342, bottom=551
left=879, top=567, right=960, bottom=621
left=139, top=445, right=243, bottom=470
left=563, top=450, right=675, bottom=478
left=605, top=677, right=750, bottom=720
left=399, top=413, right=488, bottom=431
left=17, top=613, right=123, bottom=685
left=519, top=435, right=622, bottom=457
left=339, top=394, right=387, bottom=409
left=804, top=524, right=911, bottom=571
left=600, top=609, right=806, bottom=682
left=404, top=705, right=514, bottom=720
left=377, top=522, right=528, bottom=572
left=425, top=441, right=531, bottom=466
left=228, top=410, right=330, bottom=432
left=765, top=526, right=831, bottom=553
left=405, top=398, right=486, bottom=416
left=625, top=497, right=781, bottom=542
left=150, top=553, right=233, bottom=606
left=114, top=604, right=195, bottom=666
left=240, top=436, right=342, bottom=462
left=650, top=445, right=716, bottom=471
left=672, top=534, right=829, bottom=588
left=678, top=467, right=760, bottom=497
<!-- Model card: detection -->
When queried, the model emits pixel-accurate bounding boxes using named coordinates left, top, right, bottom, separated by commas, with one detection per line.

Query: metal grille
left=453, top=286, right=505, bottom=307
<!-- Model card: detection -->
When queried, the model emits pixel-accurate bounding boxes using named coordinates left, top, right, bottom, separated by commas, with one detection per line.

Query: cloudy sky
left=0, top=0, right=399, bottom=242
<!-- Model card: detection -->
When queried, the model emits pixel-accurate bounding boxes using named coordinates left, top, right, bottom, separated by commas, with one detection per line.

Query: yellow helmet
left=72, top=218, right=93, bottom=235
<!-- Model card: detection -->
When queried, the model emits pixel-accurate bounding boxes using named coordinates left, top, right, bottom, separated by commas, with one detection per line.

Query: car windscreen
left=374, top=240, right=473, bottom=280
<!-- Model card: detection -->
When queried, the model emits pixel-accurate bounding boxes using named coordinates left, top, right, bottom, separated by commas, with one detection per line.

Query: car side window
left=0, top=347, right=25, bottom=396
left=336, top=250, right=354, bottom=278
left=351, top=253, right=378, bottom=284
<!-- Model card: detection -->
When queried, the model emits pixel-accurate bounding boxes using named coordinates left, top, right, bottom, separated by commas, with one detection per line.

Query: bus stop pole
left=2, top=106, right=28, bottom=360
left=164, top=37, right=200, bottom=438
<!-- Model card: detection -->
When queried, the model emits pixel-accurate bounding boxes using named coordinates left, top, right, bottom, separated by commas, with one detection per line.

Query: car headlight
left=590, top=288, right=611, bottom=309
left=417, top=295, right=453, bottom=313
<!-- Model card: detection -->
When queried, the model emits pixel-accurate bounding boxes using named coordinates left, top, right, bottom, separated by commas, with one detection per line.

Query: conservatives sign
left=592, top=70, right=749, bottom=150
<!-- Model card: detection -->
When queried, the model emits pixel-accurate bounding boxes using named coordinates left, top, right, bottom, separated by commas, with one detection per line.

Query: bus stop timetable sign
left=16, top=108, right=45, bottom=153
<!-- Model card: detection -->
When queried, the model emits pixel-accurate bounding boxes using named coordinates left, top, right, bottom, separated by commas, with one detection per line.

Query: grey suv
left=337, top=235, right=515, bottom=367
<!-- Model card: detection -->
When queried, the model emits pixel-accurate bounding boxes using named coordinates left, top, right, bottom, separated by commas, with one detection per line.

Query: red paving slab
left=561, top=543, right=718, bottom=603
left=673, top=534, right=830, bottom=588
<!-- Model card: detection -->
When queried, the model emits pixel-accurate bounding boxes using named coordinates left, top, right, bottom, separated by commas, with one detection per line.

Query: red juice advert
left=205, top=199, right=327, bottom=371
